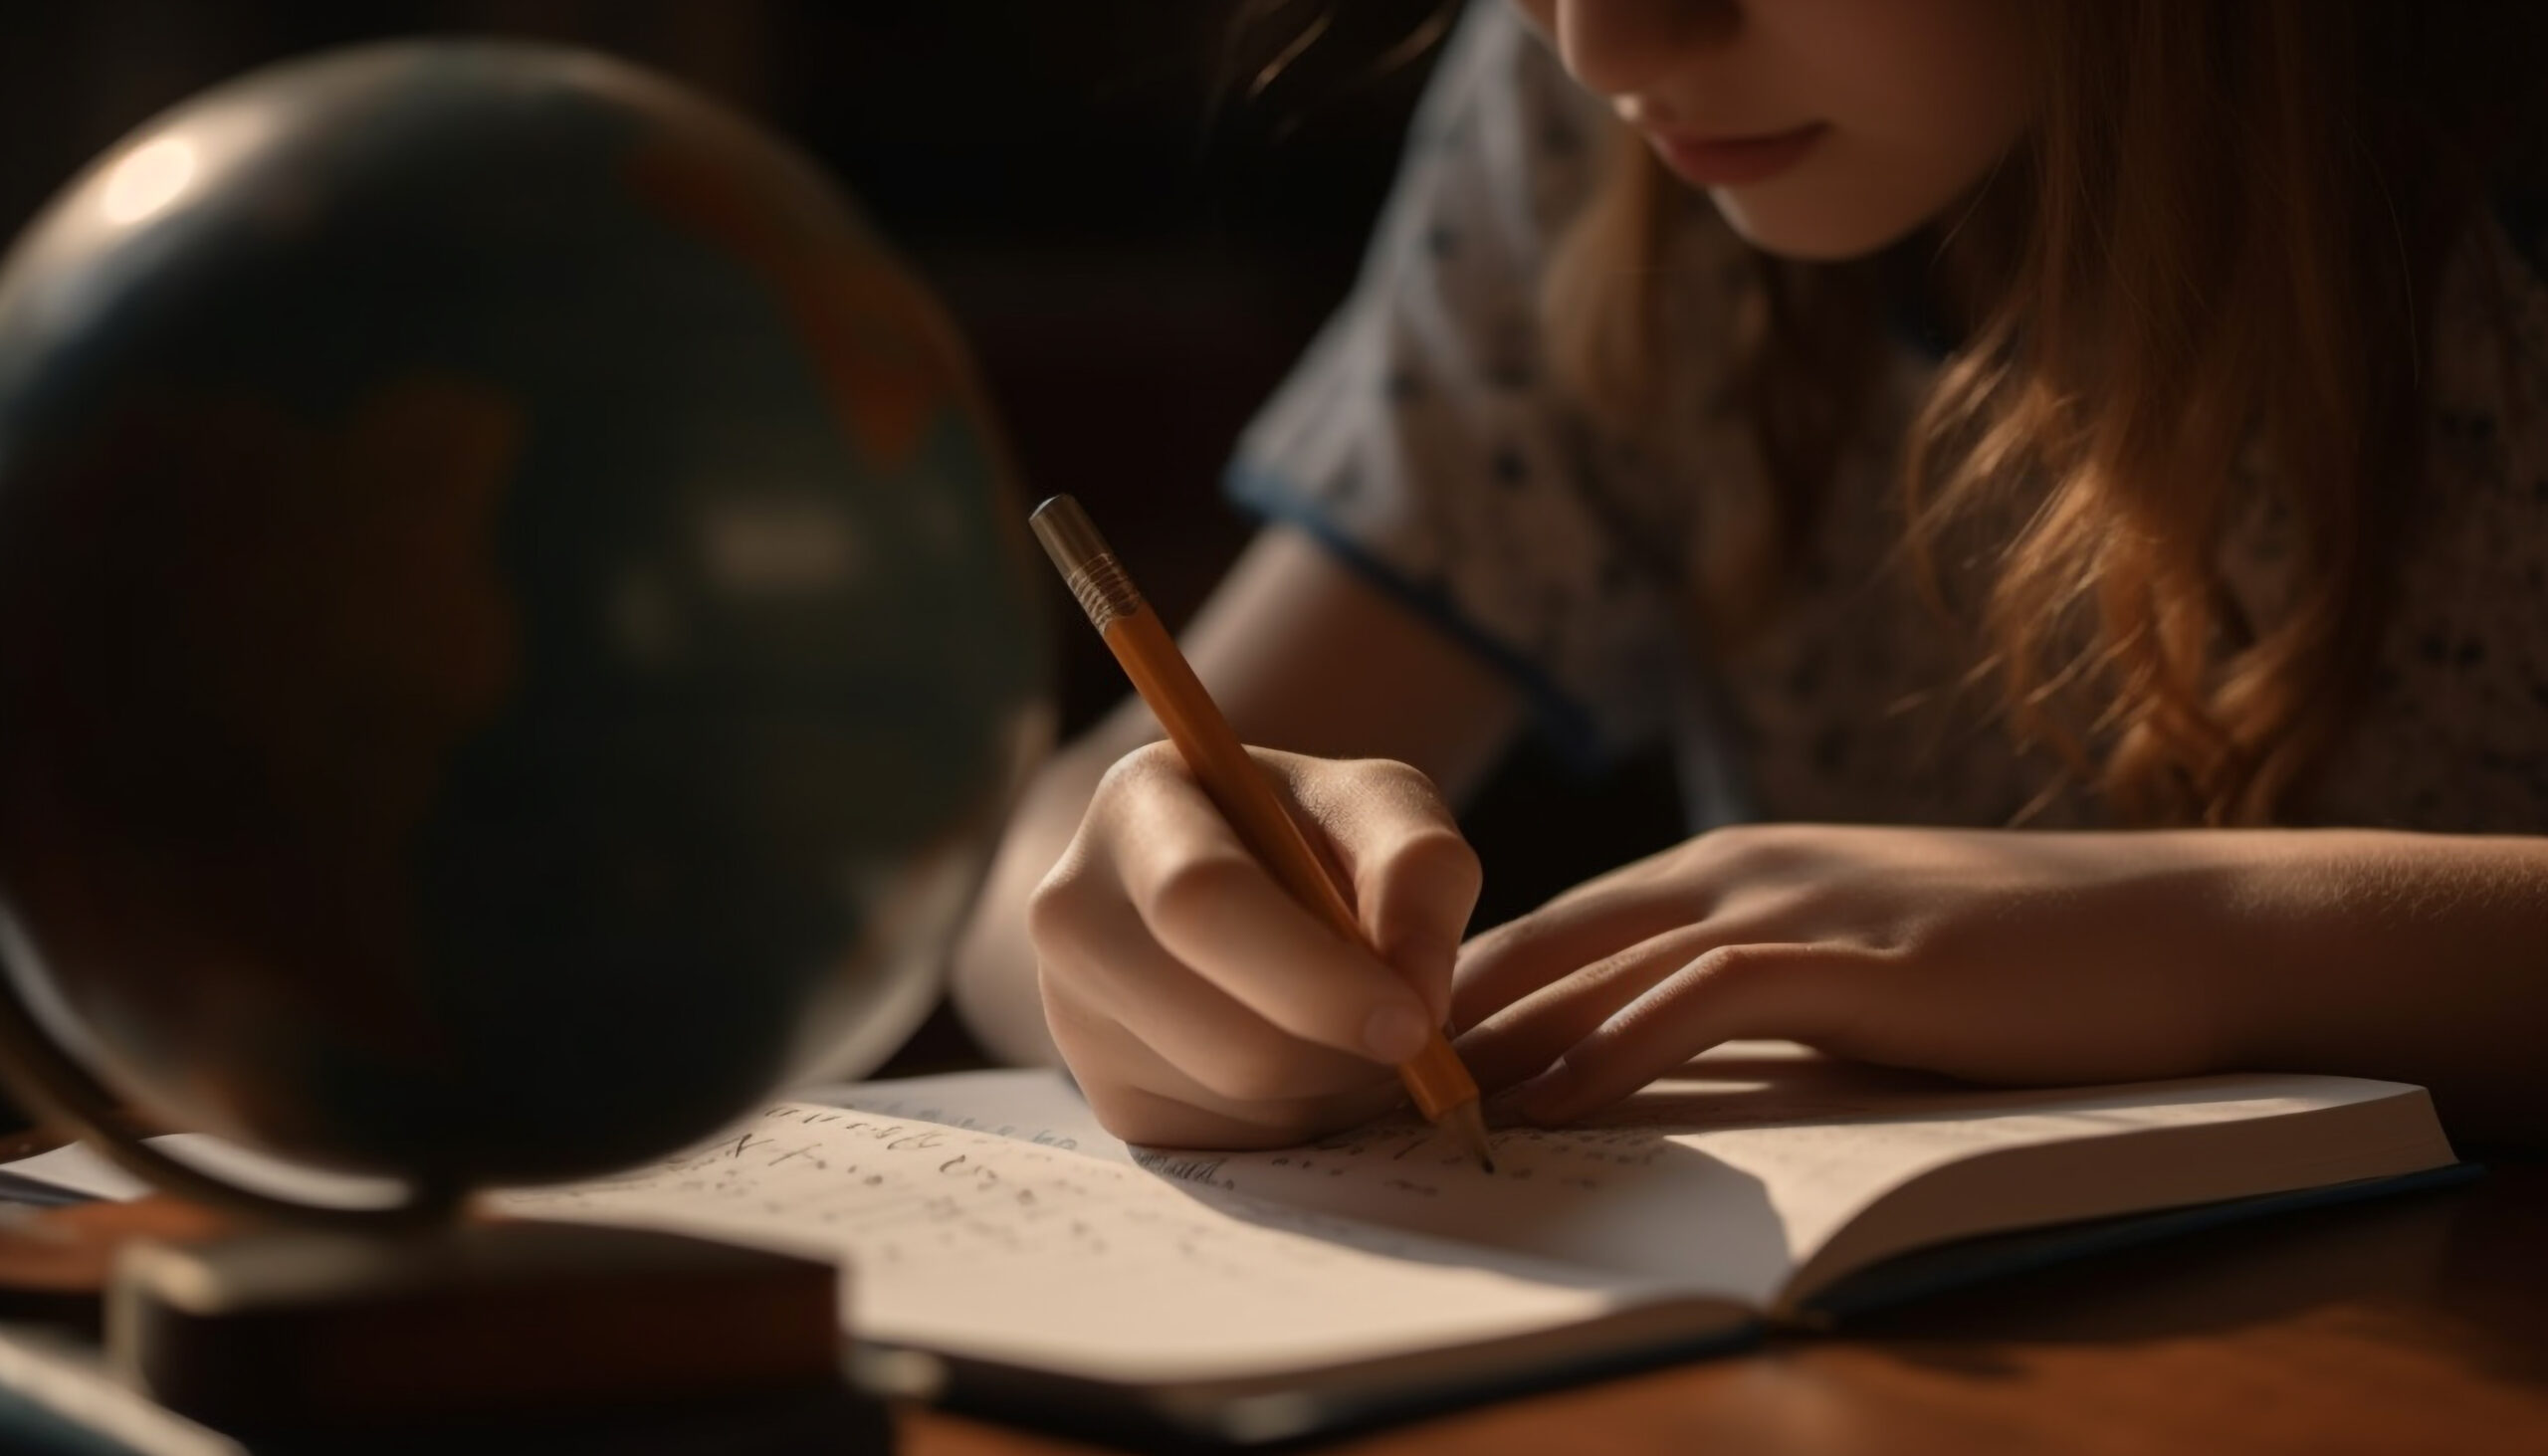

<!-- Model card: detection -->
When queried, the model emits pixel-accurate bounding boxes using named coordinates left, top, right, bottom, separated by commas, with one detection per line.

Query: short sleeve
left=1224, top=2, right=1725, bottom=768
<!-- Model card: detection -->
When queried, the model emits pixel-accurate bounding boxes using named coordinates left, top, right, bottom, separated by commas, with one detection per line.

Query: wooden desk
left=903, top=1159, right=2548, bottom=1456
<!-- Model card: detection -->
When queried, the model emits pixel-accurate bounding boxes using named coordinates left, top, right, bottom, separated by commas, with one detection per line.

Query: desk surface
left=901, top=1159, right=2548, bottom=1456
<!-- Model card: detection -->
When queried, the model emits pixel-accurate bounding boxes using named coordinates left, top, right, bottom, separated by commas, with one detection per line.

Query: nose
left=1544, top=0, right=1742, bottom=117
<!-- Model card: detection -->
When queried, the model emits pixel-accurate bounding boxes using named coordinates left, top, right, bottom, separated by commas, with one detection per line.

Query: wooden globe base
left=108, top=1220, right=878, bottom=1444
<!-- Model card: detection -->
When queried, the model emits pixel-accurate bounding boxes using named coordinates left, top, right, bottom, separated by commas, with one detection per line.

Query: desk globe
left=0, top=40, right=1050, bottom=1208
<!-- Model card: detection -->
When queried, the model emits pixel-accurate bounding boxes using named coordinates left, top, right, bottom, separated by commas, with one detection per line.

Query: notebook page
left=797, top=1068, right=1132, bottom=1163
left=1164, top=1044, right=2427, bottom=1308
left=0, top=1054, right=2426, bottom=1359
left=491, top=1103, right=1680, bottom=1384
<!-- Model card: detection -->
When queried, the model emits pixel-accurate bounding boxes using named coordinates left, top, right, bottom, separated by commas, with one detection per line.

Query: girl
left=953, top=0, right=2548, bottom=1149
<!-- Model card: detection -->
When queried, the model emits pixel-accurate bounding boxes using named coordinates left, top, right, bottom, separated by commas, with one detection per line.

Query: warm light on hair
left=1543, top=0, right=2535, bottom=826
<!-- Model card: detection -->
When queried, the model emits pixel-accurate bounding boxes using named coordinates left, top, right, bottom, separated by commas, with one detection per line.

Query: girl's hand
left=1028, top=743, right=1482, bottom=1147
left=1452, top=824, right=2295, bottom=1124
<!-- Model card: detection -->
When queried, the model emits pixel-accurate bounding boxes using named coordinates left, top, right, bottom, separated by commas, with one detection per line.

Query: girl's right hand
left=1027, top=741, right=1483, bottom=1148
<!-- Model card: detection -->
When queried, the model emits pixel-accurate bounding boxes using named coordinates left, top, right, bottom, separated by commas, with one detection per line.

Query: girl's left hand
left=1450, top=823, right=2301, bottom=1124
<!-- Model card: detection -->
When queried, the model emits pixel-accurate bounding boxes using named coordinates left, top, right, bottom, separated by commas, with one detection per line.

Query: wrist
left=2197, top=830, right=2548, bottom=1135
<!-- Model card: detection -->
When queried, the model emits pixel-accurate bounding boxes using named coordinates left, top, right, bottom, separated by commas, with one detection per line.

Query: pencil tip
left=1443, top=1099, right=1494, bottom=1173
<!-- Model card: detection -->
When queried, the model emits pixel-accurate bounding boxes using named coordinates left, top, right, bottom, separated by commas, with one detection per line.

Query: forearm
left=949, top=704, right=1159, bottom=1066
left=2215, top=829, right=2548, bottom=1144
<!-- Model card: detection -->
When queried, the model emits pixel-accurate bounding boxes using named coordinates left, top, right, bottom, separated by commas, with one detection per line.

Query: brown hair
left=1544, top=1, right=2537, bottom=826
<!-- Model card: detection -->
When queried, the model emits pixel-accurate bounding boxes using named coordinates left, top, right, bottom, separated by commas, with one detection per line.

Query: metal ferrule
left=1029, top=495, right=1146, bottom=631
left=1063, top=553, right=1143, bottom=632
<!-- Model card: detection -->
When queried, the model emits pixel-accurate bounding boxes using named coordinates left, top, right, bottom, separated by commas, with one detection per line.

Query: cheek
left=1807, top=0, right=2036, bottom=173
left=1721, top=0, right=2036, bottom=259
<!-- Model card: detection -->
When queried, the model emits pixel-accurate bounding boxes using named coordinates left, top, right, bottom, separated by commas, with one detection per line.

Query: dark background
left=0, top=0, right=1680, bottom=1070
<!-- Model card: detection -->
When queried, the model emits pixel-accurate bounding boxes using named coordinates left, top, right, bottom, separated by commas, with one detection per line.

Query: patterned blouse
left=1227, top=3, right=2548, bottom=833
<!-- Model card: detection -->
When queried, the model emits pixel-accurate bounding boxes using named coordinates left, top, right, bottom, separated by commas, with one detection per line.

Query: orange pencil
left=1027, top=495, right=1495, bottom=1171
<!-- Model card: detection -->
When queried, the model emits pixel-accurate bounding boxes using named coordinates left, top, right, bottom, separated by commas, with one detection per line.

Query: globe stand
left=0, top=954, right=891, bottom=1450
left=109, top=1221, right=890, bottom=1450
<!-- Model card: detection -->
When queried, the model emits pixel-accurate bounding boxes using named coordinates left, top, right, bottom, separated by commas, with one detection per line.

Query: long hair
left=1543, top=1, right=2535, bottom=826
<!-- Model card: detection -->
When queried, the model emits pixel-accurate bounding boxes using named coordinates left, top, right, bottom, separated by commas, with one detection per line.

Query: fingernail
left=1363, top=1004, right=1431, bottom=1062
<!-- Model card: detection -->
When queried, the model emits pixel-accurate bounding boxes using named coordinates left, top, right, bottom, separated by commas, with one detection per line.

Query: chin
left=1705, top=187, right=1935, bottom=263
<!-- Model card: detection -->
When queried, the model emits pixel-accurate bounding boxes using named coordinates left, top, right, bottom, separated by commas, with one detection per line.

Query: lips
left=1644, top=122, right=1827, bottom=187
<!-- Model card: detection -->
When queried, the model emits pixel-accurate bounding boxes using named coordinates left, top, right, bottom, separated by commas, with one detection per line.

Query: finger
left=1103, top=756, right=1437, bottom=1064
left=1280, top=755, right=1481, bottom=1023
left=1451, top=861, right=1718, bottom=1032
left=1039, top=890, right=1401, bottom=1106
left=1451, top=922, right=1722, bottom=1091
left=1509, top=941, right=1852, bottom=1124
left=1041, top=983, right=1403, bottom=1147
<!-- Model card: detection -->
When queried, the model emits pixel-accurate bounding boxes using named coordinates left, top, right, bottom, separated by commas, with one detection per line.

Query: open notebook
left=2, top=1044, right=2466, bottom=1444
